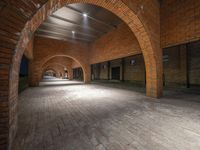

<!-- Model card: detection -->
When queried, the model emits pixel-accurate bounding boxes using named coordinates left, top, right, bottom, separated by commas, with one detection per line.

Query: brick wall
left=89, top=23, right=141, bottom=64
left=91, top=55, right=146, bottom=84
left=124, top=55, right=145, bottom=84
left=161, top=0, right=200, bottom=48
left=163, top=45, right=187, bottom=87
left=100, top=62, right=108, bottom=80
left=71, top=61, right=81, bottom=69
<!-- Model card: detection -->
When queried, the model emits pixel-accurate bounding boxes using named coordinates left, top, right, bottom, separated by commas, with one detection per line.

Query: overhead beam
left=37, top=29, right=92, bottom=42
left=35, top=33, right=69, bottom=41
left=42, top=22, right=98, bottom=38
left=65, top=6, right=116, bottom=29
left=35, top=33, right=92, bottom=44
left=50, top=15, right=105, bottom=35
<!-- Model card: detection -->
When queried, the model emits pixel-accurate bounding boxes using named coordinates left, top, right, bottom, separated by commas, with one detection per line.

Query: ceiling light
left=83, top=13, right=88, bottom=17
left=36, top=4, right=41, bottom=8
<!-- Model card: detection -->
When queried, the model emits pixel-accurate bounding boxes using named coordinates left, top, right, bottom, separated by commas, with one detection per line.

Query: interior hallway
left=12, top=80, right=200, bottom=150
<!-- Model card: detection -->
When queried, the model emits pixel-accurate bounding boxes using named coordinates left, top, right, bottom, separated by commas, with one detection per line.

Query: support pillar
left=84, top=65, right=91, bottom=83
left=121, top=58, right=125, bottom=81
left=107, top=61, right=110, bottom=80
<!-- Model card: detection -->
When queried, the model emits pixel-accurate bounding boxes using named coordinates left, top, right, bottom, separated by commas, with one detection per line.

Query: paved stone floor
left=12, top=80, right=200, bottom=150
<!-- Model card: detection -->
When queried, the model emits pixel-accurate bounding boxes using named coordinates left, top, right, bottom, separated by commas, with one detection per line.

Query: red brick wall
left=29, top=36, right=91, bottom=85
left=123, top=0, right=161, bottom=53
left=71, top=61, right=81, bottom=69
left=89, top=23, right=142, bottom=64
left=161, top=0, right=200, bottom=48
left=91, top=55, right=146, bottom=84
left=124, top=55, right=145, bottom=84
left=100, top=62, right=108, bottom=80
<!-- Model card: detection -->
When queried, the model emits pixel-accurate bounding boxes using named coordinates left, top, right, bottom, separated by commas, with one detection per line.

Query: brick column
left=83, top=65, right=91, bottom=83
left=121, top=58, right=125, bottom=81
left=68, top=69, right=73, bottom=80
left=180, top=45, right=188, bottom=87
left=28, top=61, right=40, bottom=86
left=107, top=61, right=110, bottom=80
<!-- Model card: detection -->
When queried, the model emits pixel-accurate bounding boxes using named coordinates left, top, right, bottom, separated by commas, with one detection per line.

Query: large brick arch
left=42, top=63, right=66, bottom=79
left=14, top=0, right=162, bottom=98
left=42, top=66, right=62, bottom=78
left=40, top=57, right=75, bottom=80
left=42, top=63, right=70, bottom=79
left=30, top=54, right=90, bottom=86
left=0, top=0, right=162, bottom=149
left=41, top=56, right=73, bottom=80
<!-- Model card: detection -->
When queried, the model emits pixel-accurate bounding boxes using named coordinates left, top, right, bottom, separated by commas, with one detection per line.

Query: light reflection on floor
left=12, top=79, right=200, bottom=150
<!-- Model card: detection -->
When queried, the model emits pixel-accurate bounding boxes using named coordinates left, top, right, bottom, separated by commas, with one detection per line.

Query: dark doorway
left=111, top=67, right=120, bottom=80
left=19, top=55, right=29, bottom=93
left=188, top=40, right=200, bottom=88
left=73, top=67, right=84, bottom=81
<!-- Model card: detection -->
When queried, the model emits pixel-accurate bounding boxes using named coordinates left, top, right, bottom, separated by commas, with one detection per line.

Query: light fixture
left=36, top=4, right=41, bottom=8
left=72, top=31, right=75, bottom=34
left=83, top=13, right=88, bottom=17
left=140, top=5, right=144, bottom=10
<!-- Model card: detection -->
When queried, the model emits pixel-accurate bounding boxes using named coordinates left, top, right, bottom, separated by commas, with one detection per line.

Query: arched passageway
left=43, top=69, right=57, bottom=78
left=40, top=56, right=75, bottom=80
left=29, top=55, right=88, bottom=86
left=0, top=1, right=162, bottom=149
left=42, top=64, right=65, bottom=79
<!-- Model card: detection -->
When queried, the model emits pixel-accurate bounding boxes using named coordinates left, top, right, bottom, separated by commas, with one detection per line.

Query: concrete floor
left=12, top=80, right=200, bottom=150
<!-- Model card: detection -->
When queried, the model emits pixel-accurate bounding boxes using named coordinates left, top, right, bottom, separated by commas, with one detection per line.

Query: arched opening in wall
left=73, top=67, right=84, bottom=81
left=18, top=55, right=29, bottom=93
left=0, top=1, right=162, bottom=149
left=36, top=55, right=85, bottom=86
left=64, top=69, right=68, bottom=79
left=43, top=69, right=57, bottom=79
left=34, top=3, right=148, bottom=88
left=42, top=65, right=65, bottom=79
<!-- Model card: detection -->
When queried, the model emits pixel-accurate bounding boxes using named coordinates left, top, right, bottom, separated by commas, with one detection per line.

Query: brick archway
left=42, top=63, right=67, bottom=79
left=13, top=0, right=162, bottom=98
left=42, top=68, right=58, bottom=77
left=29, top=55, right=90, bottom=86
left=0, top=0, right=162, bottom=149
left=41, top=60, right=73, bottom=80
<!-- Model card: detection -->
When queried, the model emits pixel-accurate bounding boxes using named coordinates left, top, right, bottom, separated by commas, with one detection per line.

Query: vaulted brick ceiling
left=0, top=1, right=123, bottom=48
left=35, top=3, right=123, bottom=43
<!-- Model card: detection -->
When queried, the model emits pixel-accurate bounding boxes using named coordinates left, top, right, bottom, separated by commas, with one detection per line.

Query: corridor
left=12, top=80, right=200, bottom=150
